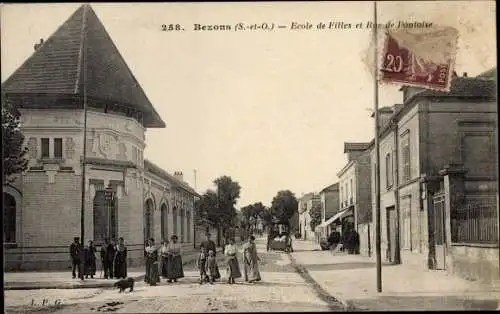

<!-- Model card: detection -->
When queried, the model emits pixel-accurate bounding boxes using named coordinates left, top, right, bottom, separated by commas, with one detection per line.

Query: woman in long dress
left=224, top=238, right=241, bottom=284
left=166, top=235, right=184, bottom=283
left=160, top=240, right=169, bottom=279
left=113, top=237, right=128, bottom=279
left=243, top=235, right=261, bottom=283
left=84, top=240, right=97, bottom=279
left=145, top=238, right=160, bottom=286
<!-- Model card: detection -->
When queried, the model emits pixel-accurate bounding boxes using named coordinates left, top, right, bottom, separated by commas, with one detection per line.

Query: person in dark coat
left=160, top=240, right=169, bottom=279
left=100, top=238, right=115, bottom=279
left=145, top=238, right=160, bottom=286
left=69, top=237, right=84, bottom=280
left=200, top=233, right=220, bottom=281
left=84, top=240, right=97, bottom=278
left=114, top=237, right=128, bottom=279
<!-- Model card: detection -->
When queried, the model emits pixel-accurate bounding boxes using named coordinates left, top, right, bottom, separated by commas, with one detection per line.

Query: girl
left=196, top=246, right=208, bottom=284
left=160, top=240, right=169, bottom=279
left=206, top=250, right=217, bottom=284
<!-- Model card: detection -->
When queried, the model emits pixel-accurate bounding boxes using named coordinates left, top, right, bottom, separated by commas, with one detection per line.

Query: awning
left=317, top=208, right=353, bottom=228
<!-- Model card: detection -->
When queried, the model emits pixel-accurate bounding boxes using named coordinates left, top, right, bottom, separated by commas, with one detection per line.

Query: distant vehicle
left=267, top=219, right=293, bottom=253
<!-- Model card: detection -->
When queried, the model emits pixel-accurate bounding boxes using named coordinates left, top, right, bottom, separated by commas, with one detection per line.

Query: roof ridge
left=74, top=5, right=87, bottom=94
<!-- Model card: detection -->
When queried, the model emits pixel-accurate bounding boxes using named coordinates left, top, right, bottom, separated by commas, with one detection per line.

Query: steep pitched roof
left=476, top=67, right=497, bottom=79
left=2, top=4, right=165, bottom=128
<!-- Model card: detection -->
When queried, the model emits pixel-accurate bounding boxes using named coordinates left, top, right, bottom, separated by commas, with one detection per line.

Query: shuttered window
left=41, top=138, right=50, bottom=158
left=401, top=134, right=410, bottom=182
left=54, top=138, right=63, bottom=158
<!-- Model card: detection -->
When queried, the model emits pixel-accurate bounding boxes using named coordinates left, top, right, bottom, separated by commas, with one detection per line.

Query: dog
left=114, top=277, right=134, bottom=293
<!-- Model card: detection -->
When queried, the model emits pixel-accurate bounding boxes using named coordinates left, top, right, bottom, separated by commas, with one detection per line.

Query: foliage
left=270, top=190, right=298, bottom=222
left=240, top=202, right=273, bottom=230
left=2, top=98, right=28, bottom=184
left=195, top=176, right=241, bottom=234
left=309, top=203, right=322, bottom=232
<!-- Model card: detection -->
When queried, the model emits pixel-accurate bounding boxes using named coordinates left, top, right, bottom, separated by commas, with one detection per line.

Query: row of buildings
left=298, top=69, right=499, bottom=284
left=3, top=5, right=203, bottom=270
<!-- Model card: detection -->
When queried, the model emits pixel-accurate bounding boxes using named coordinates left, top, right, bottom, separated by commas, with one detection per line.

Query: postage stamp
left=380, top=26, right=459, bottom=91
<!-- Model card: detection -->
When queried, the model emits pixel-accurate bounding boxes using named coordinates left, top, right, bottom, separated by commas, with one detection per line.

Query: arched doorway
left=172, top=206, right=178, bottom=236
left=144, top=199, right=154, bottom=242
left=161, top=203, right=169, bottom=242
left=93, top=187, right=117, bottom=245
left=3, top=192, right=16, bottom=243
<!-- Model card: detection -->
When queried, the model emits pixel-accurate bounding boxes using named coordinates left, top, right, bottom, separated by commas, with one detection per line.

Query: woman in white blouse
left=166, top=235, right=184, bottom=283
left=224, top=238, right=242, bottom=284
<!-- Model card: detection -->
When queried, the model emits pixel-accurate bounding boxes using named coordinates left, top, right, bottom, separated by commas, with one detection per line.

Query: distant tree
left=309, top=203, right=322, bottom=232
left=270, top=190, right=298, bottom=222
left=2, top=98, right=28, bottom=184
left=194, top=190, right=219, bottom=232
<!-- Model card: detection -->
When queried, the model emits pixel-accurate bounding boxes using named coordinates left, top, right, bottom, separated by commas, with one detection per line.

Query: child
left=196, top=247, right=208, bottom=284
left=206, top=250, right=217, bottom=284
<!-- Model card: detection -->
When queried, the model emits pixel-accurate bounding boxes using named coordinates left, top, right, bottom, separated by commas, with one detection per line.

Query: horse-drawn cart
left=267, top=219, right=293, bottom=253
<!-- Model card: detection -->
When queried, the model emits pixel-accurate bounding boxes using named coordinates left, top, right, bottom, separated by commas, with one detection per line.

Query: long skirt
left=144, top=257, right=151, bottom=283
left=244, top=261, right=261, bottom=282
left=149, top=261, right=160, bottom=286
left=114, top=256, right=127, bottom=279
left=84, top=258, right=96, bottom=276
left=161, top=255, right=168, bottom=278
left=166, top=255, right=184, bottom=280
left=226, top=257, right=242, bottom=279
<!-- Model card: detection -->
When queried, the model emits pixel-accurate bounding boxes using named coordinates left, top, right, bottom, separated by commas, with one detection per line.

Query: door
left=433, top=193, right=446, bottom=270
left=387, top=206, right=398, bottom=263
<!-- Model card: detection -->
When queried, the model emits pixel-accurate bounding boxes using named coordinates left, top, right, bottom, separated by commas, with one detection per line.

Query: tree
left=2, top=98, right=28, bottom=184
left=309, top=203, right=322, bottom=232
left=270, top=190, right=298, bottom=222
left=213, top=176, right=241, bottom=241
left=194, top=189, right=219, bottom=232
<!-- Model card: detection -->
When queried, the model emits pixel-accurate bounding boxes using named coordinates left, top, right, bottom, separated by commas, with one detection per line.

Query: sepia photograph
left=1, top=1, right=498, bottom=312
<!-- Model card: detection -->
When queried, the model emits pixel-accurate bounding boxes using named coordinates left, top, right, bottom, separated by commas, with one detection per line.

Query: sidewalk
left=4, top=247, right=222, bottom=290
left=290, top=239, right=500, bottom=311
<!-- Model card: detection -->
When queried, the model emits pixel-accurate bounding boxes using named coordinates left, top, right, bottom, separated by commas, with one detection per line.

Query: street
left=4, top=238, right=345, bottom=313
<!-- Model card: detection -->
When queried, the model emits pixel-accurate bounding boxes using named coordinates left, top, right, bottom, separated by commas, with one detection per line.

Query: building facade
left=2, top=5, right=199, bottom=270
left=370, top=72, right=498, bottom=284
left=298, top=192, right=321, bottom=241
left=316, top=183, right=340, bottom=239
left=337, top=143, right=372, bottom=256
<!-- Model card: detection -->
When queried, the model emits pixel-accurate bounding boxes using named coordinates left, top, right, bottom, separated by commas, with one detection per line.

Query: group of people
left=197, top=234, right=261, bottom=285
left=144, top=234, right=184, bottom=286
left=69, top=237, right=127, bottom=280
left=143, top=232, right=262, bottom=286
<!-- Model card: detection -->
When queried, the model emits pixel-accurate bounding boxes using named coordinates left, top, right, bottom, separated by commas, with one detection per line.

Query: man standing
left=200, top=233, right=219, bottom=281
left=100, top=238, right=115, bottom=279
left=69, top=237, right=83, bottom=279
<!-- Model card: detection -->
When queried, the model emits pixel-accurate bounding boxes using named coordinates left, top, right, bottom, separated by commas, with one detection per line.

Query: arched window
left=186, top=210, right=191, bottom=242
left=3, top=193, right=16, bottom=243
left=144, top=199, right=154, bottom=241
left=161, top=203, right=169, bottom=242
left=172, top=207, right=178, bottom=236
left=180, top=208, right=185, bottom=243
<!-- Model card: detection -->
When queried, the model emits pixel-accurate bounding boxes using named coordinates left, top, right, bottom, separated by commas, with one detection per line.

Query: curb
left=5, top=248, right=223, bottom=291
left=287, top=252, right=358, bottom=312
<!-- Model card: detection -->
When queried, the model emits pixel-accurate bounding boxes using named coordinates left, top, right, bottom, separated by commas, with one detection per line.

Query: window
left=401, top=199, right=411, bottom=250
left=401, top=134, right=410, bottom=182
left=54, top=138, right=63, bottom=159
left=340, top=186, right=344, bottom=204
left=385, top=153, right=393, bottom=188
left=41, top=138, right=50, bottom=158
left=463, top=133, right=496, bottom=177
left=132, top=147, right=138, bottom=164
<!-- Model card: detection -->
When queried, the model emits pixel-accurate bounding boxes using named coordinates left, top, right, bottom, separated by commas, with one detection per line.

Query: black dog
left=114, top=277, right=134, bottom=293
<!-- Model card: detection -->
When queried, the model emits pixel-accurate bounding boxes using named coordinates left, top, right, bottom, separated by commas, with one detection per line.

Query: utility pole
left=79, top=5, right=89, bottom=246
left=373, top=0, right=383, bottom=293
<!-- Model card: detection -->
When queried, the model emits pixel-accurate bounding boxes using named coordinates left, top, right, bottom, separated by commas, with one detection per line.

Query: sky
left=1, top=2, right=496, bottom=208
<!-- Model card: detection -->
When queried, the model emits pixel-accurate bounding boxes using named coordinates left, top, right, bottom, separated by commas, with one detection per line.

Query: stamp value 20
left=380, top=27, right=459, bottom=91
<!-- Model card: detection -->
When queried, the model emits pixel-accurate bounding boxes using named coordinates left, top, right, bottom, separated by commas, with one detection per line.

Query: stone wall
left=448, top=245, right=499, bottom=285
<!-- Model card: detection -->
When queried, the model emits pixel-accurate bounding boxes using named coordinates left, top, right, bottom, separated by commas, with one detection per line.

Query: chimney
left=371, top=106, right=394, bottom=130
left=174, top=171, right=184, bottom=181
left=463, top=72, right=468, bottom=77
left=34, top=38, right=44, bottom=51
left=452, top=71, right=458, bottom=78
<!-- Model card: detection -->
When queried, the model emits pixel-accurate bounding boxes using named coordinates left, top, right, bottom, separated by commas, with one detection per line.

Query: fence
left=451, top=195, right=498, bottom=244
